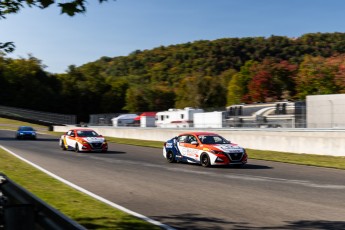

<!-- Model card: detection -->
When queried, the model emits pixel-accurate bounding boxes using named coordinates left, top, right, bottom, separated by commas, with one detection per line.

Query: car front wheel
left=166, top=151, right=176, bottom=163
left=201, top=153, right=211, bottom=167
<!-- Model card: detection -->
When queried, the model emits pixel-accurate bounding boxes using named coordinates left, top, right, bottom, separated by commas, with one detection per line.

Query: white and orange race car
left=59, top=128, right=108, bottom=153
left=163, top=131, right=247, bottom=167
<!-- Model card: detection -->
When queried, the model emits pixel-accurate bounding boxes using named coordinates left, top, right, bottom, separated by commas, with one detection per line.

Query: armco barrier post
left=4, top=204, right=35, bottom=230
left=0, top=173, right=86, bottom=230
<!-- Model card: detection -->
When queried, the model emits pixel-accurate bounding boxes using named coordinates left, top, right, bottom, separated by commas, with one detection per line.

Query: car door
left=177, top=135, right=199, bottom=162
left=176, top=135, right=189, bottom=156
left=183, top=135, right=200, bottom=162
left=65, top=130, right=77, bottom=148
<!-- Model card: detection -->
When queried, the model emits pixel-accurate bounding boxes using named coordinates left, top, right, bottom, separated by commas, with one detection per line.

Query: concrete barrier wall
left=53, top=126, right=345, bottom=156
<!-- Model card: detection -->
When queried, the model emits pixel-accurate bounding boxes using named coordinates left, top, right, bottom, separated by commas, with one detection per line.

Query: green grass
left=1, top=117, right=345, bottom=229
left=0, top=148, right=159, bottom=229
left=0, top=117, right=48, bottom=131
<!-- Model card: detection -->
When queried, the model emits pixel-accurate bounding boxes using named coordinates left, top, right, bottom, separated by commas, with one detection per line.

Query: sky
left=1, top=0, right=345, bottom=73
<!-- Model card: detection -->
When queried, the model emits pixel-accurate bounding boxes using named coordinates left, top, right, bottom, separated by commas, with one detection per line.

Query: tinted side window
left=188, top=135, right=197, bottom=143
left=178, top=135, right=188, bottom=143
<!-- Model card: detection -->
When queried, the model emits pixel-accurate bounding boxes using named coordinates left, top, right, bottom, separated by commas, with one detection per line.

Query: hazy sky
left=1, top=0, right=345, bottom=73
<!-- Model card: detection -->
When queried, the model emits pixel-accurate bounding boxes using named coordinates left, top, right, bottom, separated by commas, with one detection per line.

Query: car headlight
left=210, top=150, right=224, bottom=155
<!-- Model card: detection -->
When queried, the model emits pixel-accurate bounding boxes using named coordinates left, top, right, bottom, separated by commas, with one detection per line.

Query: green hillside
left=2, top=32, right=345, bottom=120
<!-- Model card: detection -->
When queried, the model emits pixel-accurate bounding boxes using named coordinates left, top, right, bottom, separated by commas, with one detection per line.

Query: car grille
left=23, top=134, right=33, bottom=137
left=90, top=142, right=103, bottom=149
left=228, top=152, right=243, bottom=161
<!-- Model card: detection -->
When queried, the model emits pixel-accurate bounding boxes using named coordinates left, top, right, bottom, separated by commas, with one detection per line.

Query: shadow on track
left=178, top=162, right=273, bottom=170
left=76, top=150, right=126, bottom=155
left=235, top=220, right=345, bottom=230
left=151, top=213, right=345, bottom=230
left=152, top=213, right=247, bottom=230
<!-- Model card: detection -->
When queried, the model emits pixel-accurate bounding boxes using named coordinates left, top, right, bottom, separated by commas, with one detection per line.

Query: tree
left=227, top=60, right=256, bottom=105
left=244, top=58, right=297, bottom=102
left=295, top=55, right=339, bottom=99
left=123, top=82, right=175, bottom=112
left=0, top=0, right=111, bottom=53
left=0, top=55, right=60, bottom=110
left=175, top=73, right=226, bottom=109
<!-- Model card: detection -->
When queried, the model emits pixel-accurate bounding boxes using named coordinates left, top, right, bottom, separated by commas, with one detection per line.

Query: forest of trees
left=2, top=32, right=345, bottom=121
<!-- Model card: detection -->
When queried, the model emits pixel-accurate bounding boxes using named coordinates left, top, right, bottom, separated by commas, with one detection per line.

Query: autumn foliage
left=2, top=32, right=345, bottom=119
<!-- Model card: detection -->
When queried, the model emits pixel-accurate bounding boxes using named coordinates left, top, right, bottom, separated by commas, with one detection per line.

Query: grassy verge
left=0, top=117, right=48, bottom=131
left=0, top=148, right=159, bottom=229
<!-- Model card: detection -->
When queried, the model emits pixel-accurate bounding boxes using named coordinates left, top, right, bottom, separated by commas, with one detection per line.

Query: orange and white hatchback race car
left=59, top=128, right=108, bottom=153
left=163, top=132, right=247, bottom=167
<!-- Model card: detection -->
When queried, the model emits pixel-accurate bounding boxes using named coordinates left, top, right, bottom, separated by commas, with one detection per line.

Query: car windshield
left=77, top=130, right=99, bottom=137
left=198, top=135, right=230, bottom=144
left=19, top=127, right=34, bottom=131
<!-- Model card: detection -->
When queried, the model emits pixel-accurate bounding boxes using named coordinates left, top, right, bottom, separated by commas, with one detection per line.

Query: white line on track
left=0, top=145, right=176, bottom=230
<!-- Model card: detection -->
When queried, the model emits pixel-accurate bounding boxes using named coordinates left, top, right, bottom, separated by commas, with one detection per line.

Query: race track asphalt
left=1, top=130, right=345, bottom=230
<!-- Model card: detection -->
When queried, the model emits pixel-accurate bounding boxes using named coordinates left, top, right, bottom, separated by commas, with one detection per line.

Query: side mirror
left=191, top=141, right=198, bottom=145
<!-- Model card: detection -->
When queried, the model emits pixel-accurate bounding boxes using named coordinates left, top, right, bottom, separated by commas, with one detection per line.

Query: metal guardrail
left=0, top=105, right=76, bottom=125
left=0, top=173, right=86, bottom=230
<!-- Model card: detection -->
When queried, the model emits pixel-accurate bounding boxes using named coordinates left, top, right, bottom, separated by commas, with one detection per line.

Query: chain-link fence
left=0, top=105, right=76, bottom=125
left=88, top=102, right=308, bottom=129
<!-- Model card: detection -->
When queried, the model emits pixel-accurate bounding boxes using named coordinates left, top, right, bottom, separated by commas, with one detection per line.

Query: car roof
left=70, top=128, right=96, bottom=132
left=179, top=131, right=220, bottom=136
left=18, top=126, right=34, bottom=129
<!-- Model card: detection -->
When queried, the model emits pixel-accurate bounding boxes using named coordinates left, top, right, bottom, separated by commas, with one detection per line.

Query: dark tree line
left=2, top=32, right=345, bottom=121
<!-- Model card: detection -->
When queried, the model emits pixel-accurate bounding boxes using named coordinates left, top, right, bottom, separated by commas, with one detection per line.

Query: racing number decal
left=186, top=148, right=199, bottom=158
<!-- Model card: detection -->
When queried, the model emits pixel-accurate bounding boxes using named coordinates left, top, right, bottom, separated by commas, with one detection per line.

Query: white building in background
left=155, top=107, right=204, bottom=128
left=194, top=111, right=226, bottom=128
left=307, top=94, right=345, bottom=128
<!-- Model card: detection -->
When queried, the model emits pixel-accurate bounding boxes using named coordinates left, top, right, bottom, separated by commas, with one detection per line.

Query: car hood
left=81, top=137, right=105, bottom=143
left=205, top=144, right=244, bottom=153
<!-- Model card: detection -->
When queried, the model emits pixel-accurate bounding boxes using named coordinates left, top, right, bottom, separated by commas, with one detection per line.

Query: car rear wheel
left=201, top=153, right=211, bottom=167
left=75, top=143, right=80, bottom=152
left=166, top=151, right=176, bottom=163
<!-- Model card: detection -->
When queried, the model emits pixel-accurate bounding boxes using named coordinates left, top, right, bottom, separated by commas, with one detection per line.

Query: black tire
left=60, top=139, right=66, bottom=151
left=201, top=153, right=211, bottom=167
left=75, top=143, right=80, bottom=152
left=166, top=151, right=176, bottom=163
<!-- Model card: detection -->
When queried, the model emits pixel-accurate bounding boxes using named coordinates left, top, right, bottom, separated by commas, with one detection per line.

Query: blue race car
left=15, top=126, right=37, bottom=140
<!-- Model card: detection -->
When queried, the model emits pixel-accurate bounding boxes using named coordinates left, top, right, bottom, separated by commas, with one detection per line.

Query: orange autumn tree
left=242, top=59, right=298, bottom=103
left=295, top=55, right=345, bottom=99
